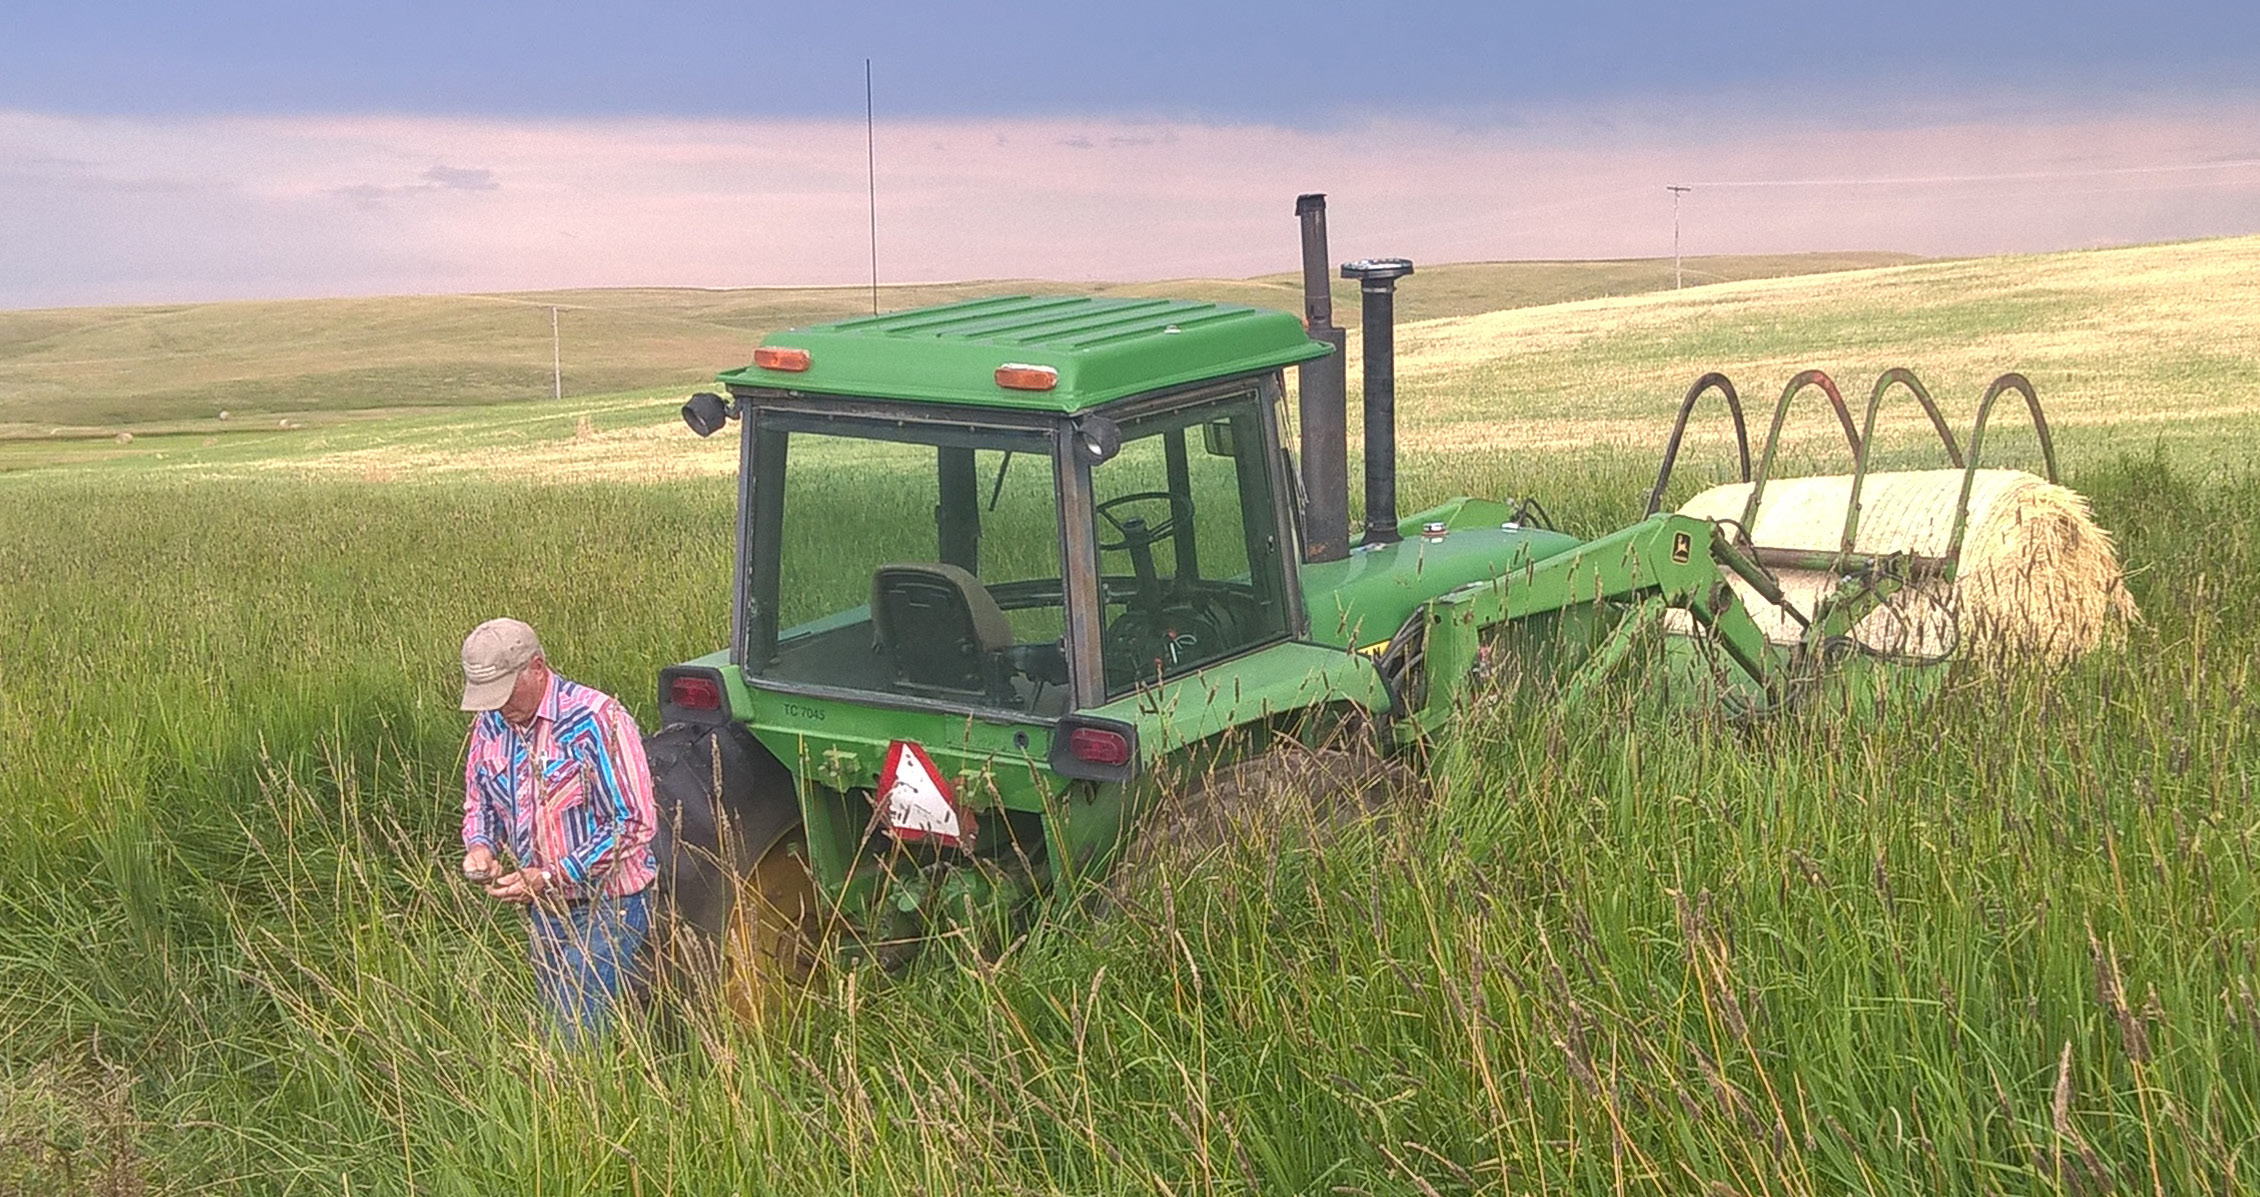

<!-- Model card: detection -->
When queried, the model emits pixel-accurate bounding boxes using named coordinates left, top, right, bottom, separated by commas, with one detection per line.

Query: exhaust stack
left=1343, top=257, right=1414, bottom=546
left=1294, top=194, right=1351, bottom=563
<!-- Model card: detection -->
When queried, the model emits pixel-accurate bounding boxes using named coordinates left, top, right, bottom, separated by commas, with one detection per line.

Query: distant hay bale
left=113, top=431, right=133, bottom=444
left=1678, top=468, right=2139, bottom=666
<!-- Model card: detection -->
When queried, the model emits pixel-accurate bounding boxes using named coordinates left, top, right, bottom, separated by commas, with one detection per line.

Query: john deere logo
left=1671, top=531, right=1693, bottom=564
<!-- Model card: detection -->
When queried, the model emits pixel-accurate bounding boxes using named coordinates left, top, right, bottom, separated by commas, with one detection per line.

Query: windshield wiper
left=988, top=451, right=1014, bottom=511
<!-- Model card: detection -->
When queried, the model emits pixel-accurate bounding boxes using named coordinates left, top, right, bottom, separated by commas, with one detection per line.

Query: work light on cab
left=754, top=346, right=812, bottom=372
left=680, top=391, right=732, bottom=437
left=1070, top=415, right=1121, bottom=465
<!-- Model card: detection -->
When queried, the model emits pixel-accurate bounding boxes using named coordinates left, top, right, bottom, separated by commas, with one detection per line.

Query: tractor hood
left=1300, top=498, right=1583, bottom=652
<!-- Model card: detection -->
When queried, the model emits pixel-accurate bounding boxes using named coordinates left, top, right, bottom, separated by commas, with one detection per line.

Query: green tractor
left=642, top=195, right=2083, bottom=1010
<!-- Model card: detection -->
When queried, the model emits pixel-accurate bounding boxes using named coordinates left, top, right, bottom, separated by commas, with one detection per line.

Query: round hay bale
left=1678, top=468, right=2138, bottom=666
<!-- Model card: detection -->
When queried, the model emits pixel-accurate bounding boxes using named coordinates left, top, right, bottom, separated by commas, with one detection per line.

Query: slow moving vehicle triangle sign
left=878, top=740, right=973, bottom=848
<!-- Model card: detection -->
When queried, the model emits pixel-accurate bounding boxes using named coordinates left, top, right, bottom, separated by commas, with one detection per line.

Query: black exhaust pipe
left=1294, top=194, right=1350, bottom=564
left=1343, top=257, right=1413, bottom=546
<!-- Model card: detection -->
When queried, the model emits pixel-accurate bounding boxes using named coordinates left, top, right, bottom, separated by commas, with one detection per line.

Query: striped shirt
left=463, top=674, right=657, bottom=900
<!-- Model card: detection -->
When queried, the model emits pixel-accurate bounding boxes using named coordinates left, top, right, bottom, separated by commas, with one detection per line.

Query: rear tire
left=719, top=829, right=820, bottom=1024
left=644, top=722, right=818, bottom=1020
left=1122, top=739, right=1415, bottom=881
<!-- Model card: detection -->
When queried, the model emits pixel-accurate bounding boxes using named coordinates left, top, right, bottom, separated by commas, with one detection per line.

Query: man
left=459, top=617, right=657, bottom=1041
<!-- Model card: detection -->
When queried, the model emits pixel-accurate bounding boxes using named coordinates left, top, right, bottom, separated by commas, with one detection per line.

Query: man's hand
left=485, top=866, right=552, bottom=905
left=462, top=845, right=498, bottom=883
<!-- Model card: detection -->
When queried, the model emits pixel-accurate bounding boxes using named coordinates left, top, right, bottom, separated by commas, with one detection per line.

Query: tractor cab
left=680, top=296, right=1322, bottom=726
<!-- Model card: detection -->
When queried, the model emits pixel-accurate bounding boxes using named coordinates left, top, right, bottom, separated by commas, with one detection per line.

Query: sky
left=5, top=1, right=2260, bottom=307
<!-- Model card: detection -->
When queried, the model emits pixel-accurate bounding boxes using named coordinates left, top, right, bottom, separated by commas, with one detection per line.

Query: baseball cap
left=460, top=618, right=543, bottom=711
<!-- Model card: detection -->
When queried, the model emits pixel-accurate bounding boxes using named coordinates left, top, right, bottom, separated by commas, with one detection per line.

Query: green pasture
left=4, top=239, right=2258, bottom=1193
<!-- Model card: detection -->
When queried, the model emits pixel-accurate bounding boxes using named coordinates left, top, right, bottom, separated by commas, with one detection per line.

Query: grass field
left=1385, top=236, right=2260, bottom=476
left=3, top=239, right=2257, bottom=1195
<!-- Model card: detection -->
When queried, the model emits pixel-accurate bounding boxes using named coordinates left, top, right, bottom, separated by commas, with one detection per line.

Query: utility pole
left=551, top=305, right=562, bottom=400
left=1666, top=185, right=1691, bottom=289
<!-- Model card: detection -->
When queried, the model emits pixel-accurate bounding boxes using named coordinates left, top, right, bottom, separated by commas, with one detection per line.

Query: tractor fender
left=643, top=720, right=802, bottom=943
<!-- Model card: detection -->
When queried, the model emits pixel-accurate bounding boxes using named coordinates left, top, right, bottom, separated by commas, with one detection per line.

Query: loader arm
left=1405, top=514, right=1793, bottom=729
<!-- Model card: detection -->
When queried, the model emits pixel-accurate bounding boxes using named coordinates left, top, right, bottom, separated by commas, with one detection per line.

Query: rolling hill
left=0, top=251, right=1913, bottom=433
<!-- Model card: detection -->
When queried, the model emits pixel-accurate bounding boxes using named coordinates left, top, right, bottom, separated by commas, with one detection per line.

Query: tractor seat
left=870, top=563, right=1017, bottom=703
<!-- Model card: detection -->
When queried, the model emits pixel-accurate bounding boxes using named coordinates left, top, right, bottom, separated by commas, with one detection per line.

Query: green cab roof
left=717, top=294, right=1331, bottom=414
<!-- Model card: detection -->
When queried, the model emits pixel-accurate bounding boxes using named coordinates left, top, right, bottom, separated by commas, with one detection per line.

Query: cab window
left=1090, top=392, right=1290, bottom=694
left=751, top=420, right=1070, bottom=716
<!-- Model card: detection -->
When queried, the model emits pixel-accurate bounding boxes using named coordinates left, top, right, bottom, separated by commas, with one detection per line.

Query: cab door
left=1070, top=380, right=1306, bottom=702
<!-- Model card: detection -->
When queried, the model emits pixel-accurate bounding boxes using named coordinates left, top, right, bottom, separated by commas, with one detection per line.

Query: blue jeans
left=526, top=888, right=650, bottom=1043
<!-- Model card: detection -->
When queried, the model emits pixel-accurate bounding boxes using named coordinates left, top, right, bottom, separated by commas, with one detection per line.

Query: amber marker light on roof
left=994, top=362, right=1059, bottom=391
left=753, top=346, right=812, bottom=372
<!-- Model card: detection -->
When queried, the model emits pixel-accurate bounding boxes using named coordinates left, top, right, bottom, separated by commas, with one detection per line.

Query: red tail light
left=667, top=675, right=722, bottom=711
left=1049, top=717, right=1136, bottom=782
left=1065, top=726, right=1130, bottom=767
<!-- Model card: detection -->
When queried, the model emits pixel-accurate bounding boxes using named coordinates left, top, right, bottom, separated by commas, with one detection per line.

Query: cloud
left=423, top=165, right=498, bottom=190
left=330, top=182, right=396, bottom=206
left=329, top=163, right=500, bottom=207
left=3, top=101, right=2259, bottom=307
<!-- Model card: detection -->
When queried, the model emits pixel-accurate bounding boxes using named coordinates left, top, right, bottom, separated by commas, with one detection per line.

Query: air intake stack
left=1294, top=194, right=1351, bottom=563
left=1342, top=257, right=1414, bottom=546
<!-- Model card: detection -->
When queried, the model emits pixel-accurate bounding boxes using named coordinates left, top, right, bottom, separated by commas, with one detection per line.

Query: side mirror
left=1200, top=420, right=1238, bottom=457
left=681, top=392, right=733, bottom=438
left=1070, top=416, right=1121, bottom=465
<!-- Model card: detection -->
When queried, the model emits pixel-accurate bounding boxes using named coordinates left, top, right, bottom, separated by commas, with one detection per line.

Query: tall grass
left=2, top=452, right=2255, bottom=1194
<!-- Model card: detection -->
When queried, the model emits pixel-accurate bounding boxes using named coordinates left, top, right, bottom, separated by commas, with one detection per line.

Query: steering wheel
left=1094, top=491, right=1194, bottom=552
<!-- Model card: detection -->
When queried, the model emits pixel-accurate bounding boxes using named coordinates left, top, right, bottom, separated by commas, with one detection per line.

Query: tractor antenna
left=866, top=58, right=880, bottom=316
left=1666, top=185, right=1691, bottom=289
